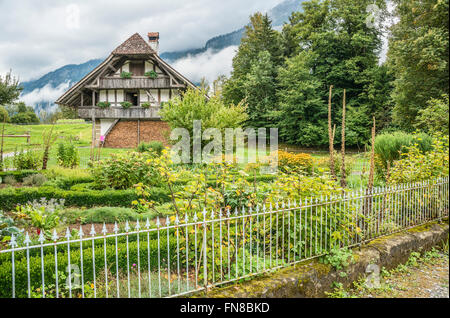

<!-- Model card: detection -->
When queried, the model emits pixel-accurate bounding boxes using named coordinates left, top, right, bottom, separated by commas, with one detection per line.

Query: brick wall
left=104, top=119, right=170, bottom=148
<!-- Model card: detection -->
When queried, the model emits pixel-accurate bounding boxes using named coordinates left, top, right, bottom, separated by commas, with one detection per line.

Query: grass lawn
left=1, top=123, right=92, bottom=153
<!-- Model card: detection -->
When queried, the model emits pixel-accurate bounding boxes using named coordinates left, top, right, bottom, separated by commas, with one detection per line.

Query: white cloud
left=0, top=0, right=283, bottom=81
left=19, top=81, right=71, bottom=106
left=171, top=46, right=238, bottom=84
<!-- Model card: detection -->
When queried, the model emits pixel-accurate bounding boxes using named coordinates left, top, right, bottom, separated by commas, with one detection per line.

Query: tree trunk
left=340, top=89, right=347, bottom=188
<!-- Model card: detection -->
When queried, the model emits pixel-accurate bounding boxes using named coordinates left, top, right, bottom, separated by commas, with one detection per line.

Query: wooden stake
left=340, top=89, right=347, bottom=188
left=0, top=119, right=5, bottom=172
left=328, top=85, right=337, bottom=180
left=368, top=117, right=376, bottom=190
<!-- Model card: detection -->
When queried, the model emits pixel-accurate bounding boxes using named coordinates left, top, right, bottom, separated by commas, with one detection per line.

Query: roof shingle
left=112, top=33, right=155, bottom=55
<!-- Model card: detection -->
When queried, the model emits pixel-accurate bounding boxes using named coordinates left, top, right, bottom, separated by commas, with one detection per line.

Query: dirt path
left=351, top=251, right=449, bottom=298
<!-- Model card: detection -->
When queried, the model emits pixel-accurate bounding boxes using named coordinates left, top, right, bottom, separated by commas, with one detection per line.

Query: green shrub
left=0, top=236, right=178, bottom=298
left=0, top=170, right=38, bottom=182
left=0, top=186, right=170, bottom=211
left=69, top=182, right=95, bottom=191
left=22, top=174, right=47, bottom=187
left=91, top=152, right=164, bottom=190
left=3, top=175, right=16, bottom=185
left=136, top=141, right=164, bottom=156
left=374, top=132, right=433, bottom=178
left=144, top=70, right=158, bottom=79
left=12, top=148, right=41, bottom=170
left=57, top=142, right=80, bottom=168
left=141, top=102, right=151, bottom=109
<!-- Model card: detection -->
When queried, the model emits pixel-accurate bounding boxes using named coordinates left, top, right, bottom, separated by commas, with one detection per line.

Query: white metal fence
left=1, top=177, right=448, bottom=298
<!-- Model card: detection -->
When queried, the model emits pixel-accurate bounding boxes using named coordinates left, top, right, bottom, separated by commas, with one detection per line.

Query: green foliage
left=389, top=0, right=449, bottom=130
left=22, top=174, right=47, bottom=187
left=10, top=111, right=40, bottom=124
left=0, top=186, right=149, bottom=211
left=96, top=101, right=110, bottom=109
left=144, top=70, right=158, bottom=79
left=120, top=71, right=132, bottom=79
left=141, top=102, right=151, bottom=108
left=321, top=247, right=354, bottom=271
left=120, top=101, right=132, bottom=109
left=91, top=151, right=165, bottom=190
left=0, top=210, right=22, bottom=243
left=415, top=94, right=449, bottom=135
left=374, top=132, right=433, bottom=178
left=0, top=70, right=22, bottom=106
left=15, top=203, right=60, bottom=236
left=2, top=175, right=16, bottom=185
left=0, top=106, right=9, bottom=122
left=56, top=141, right=80, bottom=168
left=390, top=134, right=449, bottom=184
left=136, top=141, right=164, bottom=155
left=12, top=148, right=41, bottom=170
left=160, top=88, right=247, bottom=151
left=0, top=170, right=38, bottom=182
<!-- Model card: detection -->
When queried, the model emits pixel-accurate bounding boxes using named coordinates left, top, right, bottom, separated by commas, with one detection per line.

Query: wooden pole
left=340, top=89, right=347, bottom=188
left=328, top=85, right=337, bottom=181
left=90, top=90, right=96, bottom=161
left=368, top=116, right=376, bottom=190
left=0, top=120, right=5, bottom=172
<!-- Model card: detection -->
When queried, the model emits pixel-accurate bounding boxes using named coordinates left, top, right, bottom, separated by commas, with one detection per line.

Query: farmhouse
left=55, top=32, right=197, bottom=148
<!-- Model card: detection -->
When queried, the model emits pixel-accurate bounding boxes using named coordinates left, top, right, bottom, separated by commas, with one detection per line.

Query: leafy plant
left=0, top=211, right=23, bottom=243
left=120, top=101, right=133, bottom=109
left=12, top=148, right=41, bottom=170
left=22, top=174, right=47, bottom=187
left=56, top=141, right=80, bottom=168
left=141, top=102, right=151, bottom=109
left=144, top=70, right=158, bottom=79
left=120, top=71, right=132, bottom=79
left=15, top=200, right=62, bottom=236
left=136, top=141, right=164, bottom=156
left=321, top=247, right=354, bottom=270
left=3, top=175, right=16, bottom=185
left=96, top=101, right=111, bottom=109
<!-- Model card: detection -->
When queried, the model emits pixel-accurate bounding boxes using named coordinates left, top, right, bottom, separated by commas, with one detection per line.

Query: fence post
left=202, top=209, right=208, bottom=292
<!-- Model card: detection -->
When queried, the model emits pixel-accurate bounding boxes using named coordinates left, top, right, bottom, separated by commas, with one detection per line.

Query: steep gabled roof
left=55, top=33, right=198, bottom=107
left=112, top=33, right=155, bottom=55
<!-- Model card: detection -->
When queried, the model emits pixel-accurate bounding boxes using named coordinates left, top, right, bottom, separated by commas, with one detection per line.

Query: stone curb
left=195, top=220, right=449, bottom=298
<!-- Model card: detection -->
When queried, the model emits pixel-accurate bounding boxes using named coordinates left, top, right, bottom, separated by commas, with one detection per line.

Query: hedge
left=0, top=236, right=178, bottom=298
left=0, top=170, right=38, bottom=182
left=0, top=186, right=171, bottom=211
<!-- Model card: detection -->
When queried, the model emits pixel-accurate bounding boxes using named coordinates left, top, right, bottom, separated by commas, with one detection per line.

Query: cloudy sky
left=0, top=0, right=283, bottom=82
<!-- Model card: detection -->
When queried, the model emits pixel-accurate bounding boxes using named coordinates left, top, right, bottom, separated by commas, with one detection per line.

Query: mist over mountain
left=19, top=0, right=303, bottom=115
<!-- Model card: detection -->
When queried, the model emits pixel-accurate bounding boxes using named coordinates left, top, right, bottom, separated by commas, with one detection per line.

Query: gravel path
left=350, top=252, right=449, bottom=298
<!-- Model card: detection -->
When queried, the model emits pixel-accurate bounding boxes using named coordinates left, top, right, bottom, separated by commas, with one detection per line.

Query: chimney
left=148, top=32, right=159, bottom=53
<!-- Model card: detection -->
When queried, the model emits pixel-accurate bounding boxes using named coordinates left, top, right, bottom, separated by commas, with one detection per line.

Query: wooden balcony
left=78, top=106, right=161, bottom=119
left=85, top=76, right=185, bottom=89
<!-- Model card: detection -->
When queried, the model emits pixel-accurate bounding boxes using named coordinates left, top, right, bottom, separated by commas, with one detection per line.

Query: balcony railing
left=78, top=106, right=161, bottom=119
left=86, top=77, right=174, bottom=89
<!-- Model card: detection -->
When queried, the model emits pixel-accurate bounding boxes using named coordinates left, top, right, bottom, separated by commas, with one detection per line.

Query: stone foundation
left=103, top=119, right=170, bottom=148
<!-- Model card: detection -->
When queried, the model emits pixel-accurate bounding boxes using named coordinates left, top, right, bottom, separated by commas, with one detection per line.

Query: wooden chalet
left=55, top=32, right=197, bottom=148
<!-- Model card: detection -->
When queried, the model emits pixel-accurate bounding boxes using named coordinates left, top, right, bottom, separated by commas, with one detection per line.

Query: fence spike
left=124, top=220, right=130, bottom=232
left=166, top=216, right=170, bottom=226
left=226, top=208, right=231, bottom=217
left=10, top=233, right=17, bottom=248
left=242, top=206, right=245, bottom=215
left=113, top=222, right=119, bottom=233
left=156, top=217, right=161, bottom=227
left=193, top=213, right=198, bottom=222
left=135, top=220, right=141, bottom=231
left=65, top=228, right=71, bottom=240
left=24, top=232, right=31, bottom=245
left=52, top=229, right=59, bottom=242
left=78, top=226, right=84, bottom=238
left=211, top=209, right=215, bottom=219
left=90, top=224, right=96, bottom=236
left=219, top=208, right=223, bottom=218
left=184, top=213, right=189, bottom=224
left=102, top=223, right=108, bottom=234
left=175, top=214, right=180, bottom=225
left=38, top=231, right=45, bottom=244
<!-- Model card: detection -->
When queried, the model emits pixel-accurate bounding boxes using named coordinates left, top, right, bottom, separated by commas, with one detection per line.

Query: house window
left=125, top=91, right=138, bottom=106
left=129, top=61, right=144, bottom=76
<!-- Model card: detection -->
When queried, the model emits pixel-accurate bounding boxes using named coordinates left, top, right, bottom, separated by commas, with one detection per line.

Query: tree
left=160, top=88, right=248, bottom=154
left=275, top=51, right=327, bottom=146
left=280, top=0, right=389, bottom=147
left=0, top=70, right=22, bottom=106
left=243, top=50, right=278, bottom=128
left=415, top=94, right=449, bottom=135
left=10, top=111, right=40, bottom=124
left=388, top=0, right=449, bottom=130
left=0, top=106, right=9, bottom=123
left=223, top=12, right=282, bottom=107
